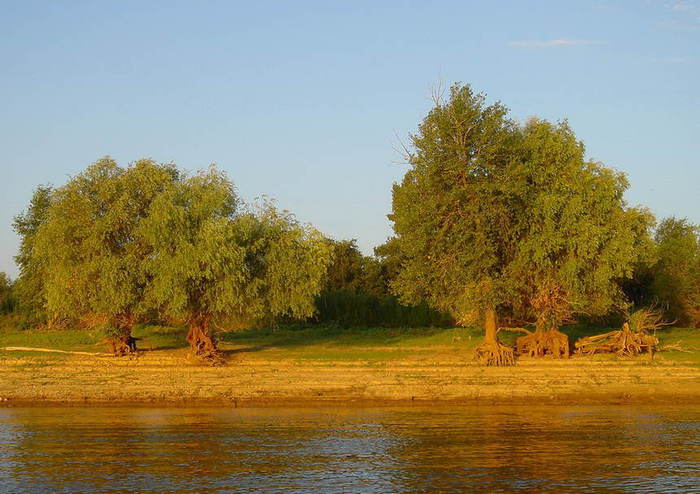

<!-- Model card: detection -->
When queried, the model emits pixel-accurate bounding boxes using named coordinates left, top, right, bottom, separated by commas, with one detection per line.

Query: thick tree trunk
left=103, top=314, right=138, bottom=356
left=475, top=309, right=515, bottom=366
left=186, top=317, right=224, bottom=365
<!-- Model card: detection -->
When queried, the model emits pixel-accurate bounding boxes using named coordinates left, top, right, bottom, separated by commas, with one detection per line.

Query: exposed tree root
left=514, top=329, right=570, bottom=358
left=474, top=309, right=516, bottom=366
left=187, top=324, right=224, bottom=366
left=100, top=335, right=139, bottom=357
left=575, top=323, right=658, bottom=357
left=475, top=339, right=515, bottom=366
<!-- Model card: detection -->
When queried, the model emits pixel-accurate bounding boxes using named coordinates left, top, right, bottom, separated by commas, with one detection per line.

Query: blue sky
left=1, top=0, right=698, bottom=277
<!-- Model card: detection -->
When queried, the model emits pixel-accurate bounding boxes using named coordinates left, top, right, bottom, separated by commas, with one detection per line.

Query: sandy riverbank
left=2, top=346, right=699, bottom=406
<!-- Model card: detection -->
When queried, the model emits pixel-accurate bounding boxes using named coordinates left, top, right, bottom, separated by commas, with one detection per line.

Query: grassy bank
left=1, top=324, right=699, bottom=405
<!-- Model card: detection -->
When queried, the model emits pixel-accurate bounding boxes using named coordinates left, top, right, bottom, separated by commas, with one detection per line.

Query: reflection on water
left=0, top=405, right=698, bottom=493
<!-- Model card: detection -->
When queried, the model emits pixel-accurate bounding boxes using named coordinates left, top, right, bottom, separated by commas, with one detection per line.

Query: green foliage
left=12, top=185, right=53, bottom=324
left=314, top=238, right=450, bottom=327
left=504, top=119, right=655, bottom=327
left=33, top=157, right=180, bottom=334
left=650, top=217, right=700, bottom=326
left=239, top=200, right=334, bottom=322
left=315, top=289, right=450, bottom=328
left=323, top=239, right=387, bottom=296
left=389, top=84, right=654, bottom=328
left=142, top=169, right=332, bottom=327
left=0, top=272, right=16, bottom=314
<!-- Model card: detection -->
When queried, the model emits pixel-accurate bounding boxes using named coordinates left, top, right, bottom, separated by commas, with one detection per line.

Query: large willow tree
left=389, top=84, right=653, bottom=365
left=142, top=168, right=332, bottom=361
left=504, top=119, right=654, bottom=357
left=34, top=158, right=179, bottom=352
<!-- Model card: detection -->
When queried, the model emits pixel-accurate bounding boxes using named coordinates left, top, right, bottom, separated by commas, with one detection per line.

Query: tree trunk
left=186, top=316, right=224, bottom=365
left=104, top=313, right=137, bottom=356
left=484, top=309, right=498, bottom=343
left=475, top=309, right=515, bottom=366
left=515, top=316, right=569, bottom=358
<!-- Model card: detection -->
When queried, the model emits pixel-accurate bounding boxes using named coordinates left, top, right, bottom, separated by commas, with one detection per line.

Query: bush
left=314, top=289, right=452, bottom=328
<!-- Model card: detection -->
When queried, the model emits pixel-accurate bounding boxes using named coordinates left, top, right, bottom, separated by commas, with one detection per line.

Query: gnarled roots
left=101, top=335, right=138, bottom=357
left=187, top=325, right=224, bottom=365
left=515, top=329, right=570, bottom=358
left=575, top=323, right=658, bottom=357
left=475, top=340, right=515, bottom=366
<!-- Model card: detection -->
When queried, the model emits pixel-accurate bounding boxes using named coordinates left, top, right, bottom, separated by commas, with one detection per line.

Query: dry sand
left=2, top=346, right=699, bottom=406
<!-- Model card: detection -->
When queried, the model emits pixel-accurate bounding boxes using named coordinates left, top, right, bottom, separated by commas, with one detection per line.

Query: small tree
left=34, top=157, right=179, bottom=352
left=322, top=239, right=387, bottom=297
left=0, top=272, right=15, bottom=314
left=651, top=217, right=700, bottom=326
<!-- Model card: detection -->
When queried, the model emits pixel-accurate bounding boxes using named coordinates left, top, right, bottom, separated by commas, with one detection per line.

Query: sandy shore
left=2, top=347, right=699, bottom=406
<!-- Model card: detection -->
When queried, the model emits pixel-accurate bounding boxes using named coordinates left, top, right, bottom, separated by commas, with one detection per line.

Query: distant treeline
left=314, top=240, right=452, bottom=328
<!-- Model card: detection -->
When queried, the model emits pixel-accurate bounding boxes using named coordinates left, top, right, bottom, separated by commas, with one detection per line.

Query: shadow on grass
left=218, top=325, right=481, bottom=355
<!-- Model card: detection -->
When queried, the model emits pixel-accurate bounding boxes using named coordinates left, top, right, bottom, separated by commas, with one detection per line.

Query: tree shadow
left=218, top=325, right=473, bottom=356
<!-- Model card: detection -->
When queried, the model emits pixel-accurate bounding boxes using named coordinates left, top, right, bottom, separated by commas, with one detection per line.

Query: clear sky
left=1, top=0, right=698, bottom=277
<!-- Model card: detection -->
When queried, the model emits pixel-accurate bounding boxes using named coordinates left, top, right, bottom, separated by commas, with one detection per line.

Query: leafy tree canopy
left=389, top=84, right=654, bottom=362
left=142, top=167, right=333, bottom=358
left=34, top=157, right=179, bottom=337
left=12, top=185, right=53, bottom=324
left=651, top=217, right=700, bottom=326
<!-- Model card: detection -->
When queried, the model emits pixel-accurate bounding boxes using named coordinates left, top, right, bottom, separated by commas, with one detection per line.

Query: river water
left=0, top=405, right=698, bottom=493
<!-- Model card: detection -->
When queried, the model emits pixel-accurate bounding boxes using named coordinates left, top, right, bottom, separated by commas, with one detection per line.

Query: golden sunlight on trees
left=388, top=84, right=655, bottom=365
left=7, top=83, right=698, bottom=369
left=16, top=158, right=332, bottom=362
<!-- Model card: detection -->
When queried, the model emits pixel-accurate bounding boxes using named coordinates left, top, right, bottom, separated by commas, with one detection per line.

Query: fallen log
left=575, top=323, right=658, bottom=357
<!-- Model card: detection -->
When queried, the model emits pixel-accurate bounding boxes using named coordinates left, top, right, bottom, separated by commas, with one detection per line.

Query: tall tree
left=34, top=158, right=179, bottom=352
left=142, top=169, right=332, bottom=361
left=504, top=119, right=655, bottom=356
left=389, top=84, right=518, bottom=365
left=12, top=185, right=53, bottom=325
left=389, top=84, right=654, bottom=365
left=651, top=217, right=700, bottom=326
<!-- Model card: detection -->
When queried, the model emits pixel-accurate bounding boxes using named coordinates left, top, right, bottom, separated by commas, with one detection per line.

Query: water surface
left=1, top=405, right=698, bottom=492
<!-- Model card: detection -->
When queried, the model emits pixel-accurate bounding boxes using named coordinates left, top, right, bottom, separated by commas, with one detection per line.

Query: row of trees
left=4, top=82, right=699, bottom=365
left=10, top=159, right=332, bottom=359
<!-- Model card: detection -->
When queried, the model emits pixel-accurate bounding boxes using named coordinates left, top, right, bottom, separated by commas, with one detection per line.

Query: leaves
left=389, top=84, right=655, bottom=327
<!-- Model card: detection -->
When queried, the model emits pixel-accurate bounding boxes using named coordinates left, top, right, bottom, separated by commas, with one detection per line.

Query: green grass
left=0, top=327, right=101, bottom=351
left=219, top=325, right=485, bottom=361
left=1, top=317, right=697, bottom=364
left=654, top=327, right=700, bottom=364
left=132, top=324, right=187, bottom=351
left=0, top=323, right=190, bottom=353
